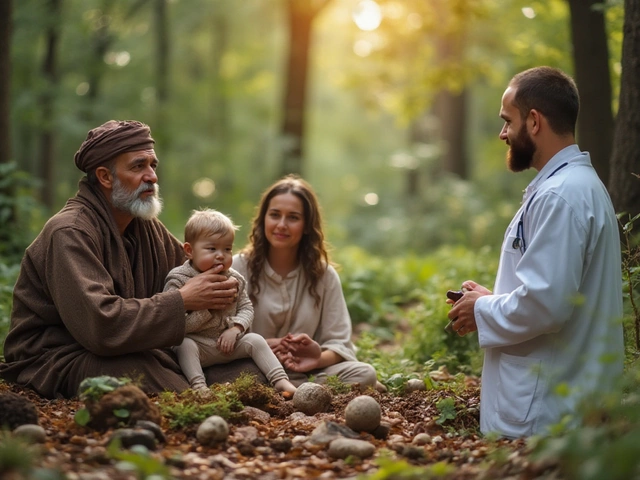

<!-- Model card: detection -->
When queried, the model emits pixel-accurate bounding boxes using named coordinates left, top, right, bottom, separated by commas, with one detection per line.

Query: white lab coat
left=475, top=145, right=624, bottom=438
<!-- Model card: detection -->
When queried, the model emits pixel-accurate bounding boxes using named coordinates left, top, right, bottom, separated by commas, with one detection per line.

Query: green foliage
left=343, top=245, right=495, bottom=376
left=435, top=397, right=457, bottom=425
left=530, top=363, right=640, bottom=480
left=0, top=430, right=37, bottom=476
left=0, top=262, right=20, bottom=357
left=324, top=375, right=352, bottom=395
left=0, top=163, right=42, bottom=264
left=78, top=376, right=132, bottom=402
left=618, top=212, right=640, bottom=352
left=357, top=453, right=455, bottom=479
left=74, top=376, right=133, bottom=427
left=108, top=440, right=171, bottom=479
left=74, top=408, right=91, bottom=427
left=158, top=388, right=243, bottom=429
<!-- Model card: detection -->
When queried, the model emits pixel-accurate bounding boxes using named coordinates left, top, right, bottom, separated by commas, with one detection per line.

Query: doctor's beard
left=507, top=123, right=536, bottom=173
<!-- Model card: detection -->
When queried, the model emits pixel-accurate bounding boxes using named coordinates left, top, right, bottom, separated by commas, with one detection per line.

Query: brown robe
left=0, top=178, right=263, bottom=398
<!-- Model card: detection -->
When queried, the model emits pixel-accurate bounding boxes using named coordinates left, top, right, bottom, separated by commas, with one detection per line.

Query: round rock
left=405, top=378, right=426, bottom=393
left=328, top=438, right=375, bottom=459
left=344, top=395, right=381, bottom=432
left=292, top=383, right=332, bottom=416
left=13, top=424, right=47, bottom=444
left=196, top=415, right=229, bottom=445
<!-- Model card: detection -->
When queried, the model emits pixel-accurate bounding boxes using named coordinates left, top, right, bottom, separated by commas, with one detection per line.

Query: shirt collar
left=264, top=260, right=301, bottom=281
left=523, top=144, right=583, bottom=203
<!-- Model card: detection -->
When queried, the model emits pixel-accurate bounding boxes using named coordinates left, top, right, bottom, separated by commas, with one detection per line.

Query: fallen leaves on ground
left=0, top=380, right=556, bottom=480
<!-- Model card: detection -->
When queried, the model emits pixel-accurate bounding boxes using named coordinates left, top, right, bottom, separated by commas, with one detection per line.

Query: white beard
left=111, top=177, right=163, bottom=220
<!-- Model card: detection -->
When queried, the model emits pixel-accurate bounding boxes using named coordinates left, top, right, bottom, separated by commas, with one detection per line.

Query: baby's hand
left=217, top=327, right=240, bottom=355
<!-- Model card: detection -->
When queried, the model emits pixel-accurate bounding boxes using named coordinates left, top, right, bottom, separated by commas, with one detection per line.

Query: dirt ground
left=0, top=379, right=551, bottom=480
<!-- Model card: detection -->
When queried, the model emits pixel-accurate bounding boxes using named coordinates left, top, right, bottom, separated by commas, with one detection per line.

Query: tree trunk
left=279, top=0, right=331, bottom=177
left=0, top=0, right=12, bottom=165
left=609, top=0, right=640, bottom=219
left=82, top=0, right=113, bottom=122
left=567, top=0, right=614, bottom=186
left=433, top=89, right=468, bottom=179
left=210, top=7, right=230, bottom=144
left=38, top=0, right=61, bottom=210
left=154, top=0, right=170, bottom=149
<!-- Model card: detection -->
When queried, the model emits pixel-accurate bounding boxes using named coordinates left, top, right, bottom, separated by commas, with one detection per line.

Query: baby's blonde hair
left=184, top=208, right=239, bottom=244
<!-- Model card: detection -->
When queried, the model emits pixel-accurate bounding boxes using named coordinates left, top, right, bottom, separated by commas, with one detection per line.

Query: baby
left=163, top=208, right=296, bottom=396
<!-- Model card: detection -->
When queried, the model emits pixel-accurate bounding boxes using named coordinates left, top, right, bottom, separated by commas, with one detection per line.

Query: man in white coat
left=448, top=66, right=624, bottom=438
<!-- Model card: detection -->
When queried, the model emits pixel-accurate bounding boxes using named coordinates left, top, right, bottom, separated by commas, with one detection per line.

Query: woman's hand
left=280, top=333, right=322, bottom=359
left=282, top=354, right=321, bottom=373
left=217, top=326, right=240, bottom=355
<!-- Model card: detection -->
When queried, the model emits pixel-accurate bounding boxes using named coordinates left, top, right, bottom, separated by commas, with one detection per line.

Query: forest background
left=1, top=0, right=639, bottom=379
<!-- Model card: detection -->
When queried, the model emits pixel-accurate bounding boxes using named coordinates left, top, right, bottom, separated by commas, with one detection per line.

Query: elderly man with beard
left=0, top=120, right=264, bottom=398
left=447, top=67, right=623, bottom=438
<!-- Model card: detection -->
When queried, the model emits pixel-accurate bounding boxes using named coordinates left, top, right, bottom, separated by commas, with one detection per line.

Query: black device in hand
left=445, top=290, right=465, bottom=333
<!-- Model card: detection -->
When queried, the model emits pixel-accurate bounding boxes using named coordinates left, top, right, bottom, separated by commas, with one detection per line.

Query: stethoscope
left=512, top=162, right=569, bottom=254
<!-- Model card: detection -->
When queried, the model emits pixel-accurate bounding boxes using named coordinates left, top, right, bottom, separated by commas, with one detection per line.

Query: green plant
left=158, top=388, right=243, bottom=428
left=356, top=453, right=455, bottom=479
left=530, top=361, right=640, bottom=480
left=108, top=440, right=171, bottom=479
left=0, top=162, right=43, bottom=264
left=435, top=397, right=457, bottom=425
left=78, top=376, right=132, bottom=402
left=74, top=376, right=133, bottom=426
left=0, top=262, right=20, bottom=357
left=619, top=211, right=640, bottom=351
left=0, top=429, right=39, bottom=477
left=324, top=375, right=351, bottom=395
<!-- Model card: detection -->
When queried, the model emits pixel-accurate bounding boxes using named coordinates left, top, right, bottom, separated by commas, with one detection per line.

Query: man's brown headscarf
left=74, top=120, right=155, bottom=173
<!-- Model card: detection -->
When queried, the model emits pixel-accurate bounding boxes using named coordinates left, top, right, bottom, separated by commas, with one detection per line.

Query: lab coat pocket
left=497, top=353, right=541, bottom=424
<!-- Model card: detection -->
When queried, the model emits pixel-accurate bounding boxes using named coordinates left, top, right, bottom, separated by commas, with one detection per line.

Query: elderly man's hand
left=179, top=265, right=239, bottom=311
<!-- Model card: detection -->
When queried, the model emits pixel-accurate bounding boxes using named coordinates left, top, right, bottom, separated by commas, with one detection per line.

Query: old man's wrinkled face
left=110, top=149, right=163, bottom=220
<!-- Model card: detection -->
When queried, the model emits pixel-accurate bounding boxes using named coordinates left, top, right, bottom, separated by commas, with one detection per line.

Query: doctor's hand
left=447, top=289, right=484, bottom=336
left=460, top=280, right=492, bottom=296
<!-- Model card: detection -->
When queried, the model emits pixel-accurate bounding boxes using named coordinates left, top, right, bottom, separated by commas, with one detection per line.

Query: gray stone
left=405, top=378, right=427, bottom=393
left=135, top=420, right=165, bottom=443
left=344, top=395, right=381, bottom=432
left=371, top=422, right=391, bottom=440
left=109, top=428, right=157, bottom=450
left=240, top=406, right=271, bottom=424
left=196, top=415, right=229, bottom=445
left=412, top=433, right=432, bottom=445
left=309, top=420, right=359, bottom=445
left=13, top=424, right=46, bottom=444
left=292, top=383, right=332, bottom=416
left=327, top=438, right=375, bottom=459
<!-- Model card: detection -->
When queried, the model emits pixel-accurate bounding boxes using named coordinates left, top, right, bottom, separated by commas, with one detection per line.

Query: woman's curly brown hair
left=241, top=174, right=331, bottom=307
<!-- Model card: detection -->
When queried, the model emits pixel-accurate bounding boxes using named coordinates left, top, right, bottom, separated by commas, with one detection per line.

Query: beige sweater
left=163, top=261, right=253, bottom=348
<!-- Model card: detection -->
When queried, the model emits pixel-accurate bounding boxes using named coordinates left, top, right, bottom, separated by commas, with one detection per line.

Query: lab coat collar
left=523, top=144, right=587, bottom=203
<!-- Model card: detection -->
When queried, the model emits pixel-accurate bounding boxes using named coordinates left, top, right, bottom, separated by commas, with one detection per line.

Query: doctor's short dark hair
left=510, top=66, right=579, bottom=137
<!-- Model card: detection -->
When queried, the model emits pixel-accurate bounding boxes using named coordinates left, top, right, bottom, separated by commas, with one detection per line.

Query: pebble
left=293, top=383, right=332, bottom=415
left=241, top=406, right=271, bottom=424
left=109, top=428, right=157, bottom=450
left=135, top=420, right=165, bottom=443
left=327, top=438, right=375, bottom=459
left=412, top=433, right=432, bottom=445
left=405, top=378, right=427, bottom=393
left=196, top=415, right=229, bottom=445
left=309, top=420, right=359, bottom=445
left=344, top=395, right=381, bottom=433
left=13, top=424, right=47, bottom=444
